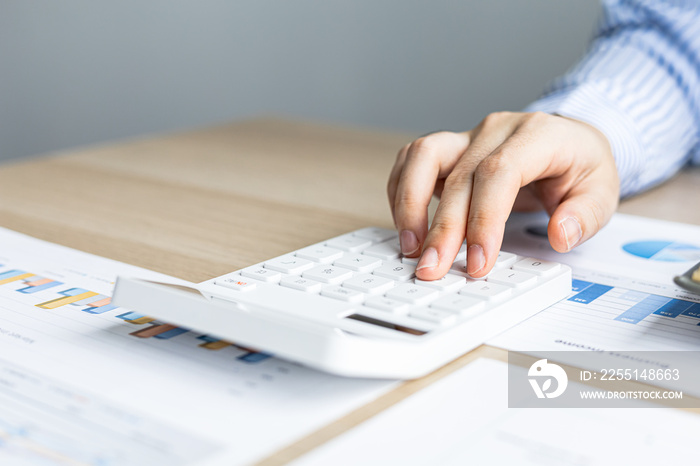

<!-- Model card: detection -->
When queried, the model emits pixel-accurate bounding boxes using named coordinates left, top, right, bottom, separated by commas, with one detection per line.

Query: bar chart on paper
left=489, top=273, right=700, bottom=353
left=0, top=265, right=271, bottom=363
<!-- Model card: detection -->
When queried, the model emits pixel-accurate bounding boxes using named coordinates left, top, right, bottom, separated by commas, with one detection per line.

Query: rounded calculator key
left=279, top=275, right=323, bottom=293
left=415, top=274, right=466, bottom=292
left=430, top=294, right=484, bottom=316
left=264, top=255, right=315, bottom=274
left=326, top=234, right=373, bottom=252
left=214, top=274, right=259, bottom=291
left=352, top=227, right=397, bottom=243
left=494, top=251, right=518, bottom=269
left=512, top=258, right=561, bottom=276
left=295, top=245, right=344, bottom=263
left=486, top=269, right=537, bottom=289
left=342, top=274, right=394, bottom=295
left=459, top=281, right=512, bottom=302
left=241, top=266, right=283, bottom=283
left=362, top=239, right=401, bottom=260
left=321, top=285, right=365, bottom=303
left=385, top=283, right=438, bottom=305
left=333, top=253, right=382, bottom=272
left=372, top=262, right=416, bottom=281
left=303, top=265, right=353, bottom=284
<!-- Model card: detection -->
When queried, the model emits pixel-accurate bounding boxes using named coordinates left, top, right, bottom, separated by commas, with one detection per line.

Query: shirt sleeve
left=525, top=0, right=700, bottom=198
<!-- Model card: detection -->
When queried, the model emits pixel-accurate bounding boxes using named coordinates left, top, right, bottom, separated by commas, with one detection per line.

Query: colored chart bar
left=237, top=352, right=272, bottom=363
left=653, top=299, right=695, bottom=318
left=131, top=324, right=178, bottom=338
left=117, top=311, right=145, bottom=321
left=682, top=303, right=700, bottom=319
left=82, top=304, right=118, bottom=315
left=126, top=316, right=155, bottom=325
left=571, top=279, right=593, bottom=293
left=568, top=284, right=614, bottom=304
left=0, top=272, right=35, bottom=286
left=199, top=340, right=231, bottom=350
left=37, top=291, right=99, bottom=309
left=615, top=295, right=672, bottom=324
left=154, top=328, right=188, bottom=339
left=18, top=280, right=62, bottom=294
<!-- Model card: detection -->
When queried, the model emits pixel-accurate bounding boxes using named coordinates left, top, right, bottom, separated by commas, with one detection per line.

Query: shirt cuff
left=524, top=83, right=647, bottom=198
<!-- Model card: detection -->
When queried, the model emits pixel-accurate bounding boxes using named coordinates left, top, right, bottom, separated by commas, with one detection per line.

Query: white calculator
left=113, top=227, right=570, bottom=379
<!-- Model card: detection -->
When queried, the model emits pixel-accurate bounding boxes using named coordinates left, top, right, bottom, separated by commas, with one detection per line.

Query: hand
left=387, top=111, right=619, bottom=280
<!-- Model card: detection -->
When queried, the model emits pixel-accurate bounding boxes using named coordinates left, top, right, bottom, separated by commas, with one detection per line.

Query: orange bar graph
left=37, top=291, right=99, bottom=309
left=87, top=297, right=111, bottom=308
left=25, top=278, right=52, bottom=287
left=199, top=340, right=232, bottom=350
left=0, top=273, right=35, bottom=286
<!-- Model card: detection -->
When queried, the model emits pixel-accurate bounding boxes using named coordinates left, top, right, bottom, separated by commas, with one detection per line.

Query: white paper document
left=490, top=213, right=700, bottom=394
left=0, top=228, right=397, bottom=465
left=292, top=358, right=700, bottom=466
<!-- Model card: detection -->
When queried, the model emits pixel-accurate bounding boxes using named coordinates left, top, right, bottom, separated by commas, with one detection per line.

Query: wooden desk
left=0, top=118, right=698, bottom=464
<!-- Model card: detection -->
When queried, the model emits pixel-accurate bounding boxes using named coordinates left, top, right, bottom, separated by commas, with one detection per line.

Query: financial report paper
left=0, top=227, right=396, bottom=465
left=490, top=213, right=700, bottom=396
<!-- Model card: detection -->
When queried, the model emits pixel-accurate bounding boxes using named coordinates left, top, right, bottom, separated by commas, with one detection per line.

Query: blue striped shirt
left=526, top=0, right=700, bottom=197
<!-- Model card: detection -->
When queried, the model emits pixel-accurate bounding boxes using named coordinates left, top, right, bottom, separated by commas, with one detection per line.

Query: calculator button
left=302, top=265, right=353, bottom=284
left=321, top=285, right=365, bottom=303
left=487, top=269, right=537, bottom=289
left=385, top=284, right=439, bottom=305
left=241, top=266, right=283, bottom=283
left=214, top=274, right=259, bottom=291
left=415, top=274, right=466, bottom=292
left=364, top=296, right=410, bottom=314
left=494, top=251, right=518, bottom=269
left=401, top=256, right=419, bottom=265
left=459, top=281, right=512, bottom=302
left=409, top=307, right=458, bottom=326
left=343, top=274, right=394, bottom=295
left=326, top=234, right=373, bottom=252
left=372, top=261, right=416, bottom=281
left=512, top=258, right=561, bottom=276
left=353, top=227, right=397, bottom=243
left=362, top=239, right=401, bottom=260
left=280, top=276, right=323, bottom=293
left=264, top=255, right=315, bottom=274
left=333, top=253, right=382, bottom=272
left=296, top=245, right=344, bottom=263
left=430, top=295, right=484, bottom=315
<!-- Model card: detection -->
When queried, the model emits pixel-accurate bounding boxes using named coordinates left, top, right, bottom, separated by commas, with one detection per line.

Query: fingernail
left=560, top=216, right=582, bottom=251
left=400, top=230, right=419, bottom=255
left=416, top=247, right=439, bottom=271
left=467, top=244, right=485, bottom=275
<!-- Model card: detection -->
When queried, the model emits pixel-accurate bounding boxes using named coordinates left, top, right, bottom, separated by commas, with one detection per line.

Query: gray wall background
left=0, top=1, right=600, bottom=162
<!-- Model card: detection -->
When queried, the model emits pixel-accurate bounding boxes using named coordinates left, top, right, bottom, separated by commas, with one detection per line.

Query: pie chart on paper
left=622, top=240, right=700, bottom=262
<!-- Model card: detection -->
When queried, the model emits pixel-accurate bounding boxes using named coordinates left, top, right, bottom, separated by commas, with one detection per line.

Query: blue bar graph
left=83, top=304, right=118, bottom=315
left=59, top=288, right=90, bottom=297
left=682, top=303, right=700, bottom=319
left=0, top=270, right=26, bottom=280
left=571, top=279, right=593, bottom=292
left=568, top=284, right=614, bottom=304
left=238, top=352, right=271, bottom=363
left=17, top=281, right=62, bottom=294
left=116, top=311, right=145, bottom=321
left=615, top=295, right=672, bottom=324
left=653, top=299, right=695, bottom=318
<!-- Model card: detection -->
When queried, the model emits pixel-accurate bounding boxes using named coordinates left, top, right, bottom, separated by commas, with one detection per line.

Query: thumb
left=547, top=181, right=618, bottom=253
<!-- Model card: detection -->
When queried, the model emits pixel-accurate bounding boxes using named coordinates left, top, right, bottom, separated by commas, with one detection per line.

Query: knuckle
left=409, top=135, right=440, bottom=156
left=475, top=155, right=509, bottom=180
left=481, top=111, right=512, bottom=128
